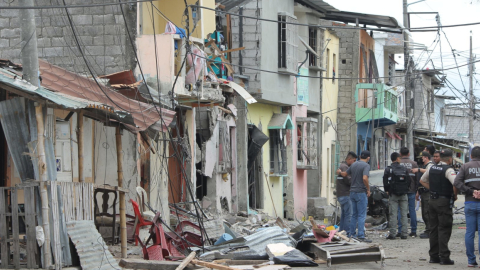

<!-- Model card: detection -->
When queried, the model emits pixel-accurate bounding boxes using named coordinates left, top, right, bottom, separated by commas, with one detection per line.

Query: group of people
left=336, top=145, right=480, bottom=267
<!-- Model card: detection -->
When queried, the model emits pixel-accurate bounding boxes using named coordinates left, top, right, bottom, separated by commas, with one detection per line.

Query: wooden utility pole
left=19, top=0, right=51, bottom=267
left=469, top=31, right=474, bottom=143
left=403, top=0, right=414, bottom=159
left=116, top=126, right=127, bottom=258
left=77, top=111, right=84, bottom=182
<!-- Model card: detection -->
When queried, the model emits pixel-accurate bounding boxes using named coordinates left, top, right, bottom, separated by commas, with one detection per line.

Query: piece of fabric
left=421, top=191, right=431, bottom=234
left=389, top=194, right=408, bottom=236
left=464, top=202, right=480, bottom=264
left=429, top=198, right=453, bottom=259
left=398, top=193, right=417, bottom=234
left=347, top=160, right=370, bottom=193
left=349, top=192, right=368, bottom=238
left=338, top=195, right=352, bottom=234
left=337, top=162, right=352, bottom=197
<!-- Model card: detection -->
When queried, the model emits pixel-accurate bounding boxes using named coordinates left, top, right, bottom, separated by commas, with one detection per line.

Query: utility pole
left=19, top=0, right=51, bottom=267
left=469, top=31, right=474, bottom=143
left=403, top=0, right=414, bottom=159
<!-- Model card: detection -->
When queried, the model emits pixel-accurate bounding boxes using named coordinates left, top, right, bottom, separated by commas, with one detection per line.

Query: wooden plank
left=209, top=41, right=234, bottom=75
left=11, top=188, right=20, bottom=269
left=119, top=259, right=198, bottom=270
left=49, top=182, right=62, bottom=270
left=221, top=47, right=245, bottom=54
left=175, top=251, right=196, bottom=270
left=94, top=184, right=129, bottom=194
left=0, top=189, right=9, bottom=268
left=192, top=260, right=242, bottom=270
left=25, top=187, right=37, bottom=269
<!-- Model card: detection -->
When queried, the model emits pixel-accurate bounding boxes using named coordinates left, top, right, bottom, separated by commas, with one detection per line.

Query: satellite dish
left=299, top=36, right=319, bottom=58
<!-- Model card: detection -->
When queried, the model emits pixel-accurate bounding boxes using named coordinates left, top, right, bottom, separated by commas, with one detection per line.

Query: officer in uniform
left=420, top=149, right=457, bottom=265
left=412, top=151, right=435, bottom=239
left=453, top=146, right=480, bottom=267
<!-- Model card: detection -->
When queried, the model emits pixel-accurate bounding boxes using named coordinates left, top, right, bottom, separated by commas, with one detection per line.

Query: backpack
left=387, top=164, right=410, bottom=195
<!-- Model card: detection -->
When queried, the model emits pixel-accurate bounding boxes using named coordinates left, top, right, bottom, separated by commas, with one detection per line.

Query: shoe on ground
left=395, top=232, right=401, bottom=237
left=468, top=262, right=478, bottom=268
left=386, top=234, right=396, bottom=240
left=409, top=232, right=417, bottom=237
left=400, top=235, right=407, bottom=239
left=440, top=259, right=454, bottom=265
left=357, top=238, right=372, bottom=243
left=419, top=232, right=429, bottom=239
left=429, top=257, right=441, bottom=263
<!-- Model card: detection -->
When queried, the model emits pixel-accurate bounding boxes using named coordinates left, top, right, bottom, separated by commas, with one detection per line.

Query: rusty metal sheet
left=66, top=220, right=120, bottom=270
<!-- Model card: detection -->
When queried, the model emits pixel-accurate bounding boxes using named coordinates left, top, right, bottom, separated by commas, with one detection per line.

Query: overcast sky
left=324, top=0, right=480, bottom=103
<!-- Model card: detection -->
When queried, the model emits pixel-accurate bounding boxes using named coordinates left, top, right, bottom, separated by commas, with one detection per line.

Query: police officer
left=336, top=151, right=358, bottom=235
left=384, top=152, right=411, bottom=240
left=420, top=149, right=457, bottom=265
left=453, top=146, right=480, bottom=267
left=412, top=151, right=435, bottom=239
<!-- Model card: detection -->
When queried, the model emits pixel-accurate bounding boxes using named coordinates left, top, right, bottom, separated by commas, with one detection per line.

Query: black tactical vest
left=387, top=163, right=410, bottom=195
left=429, top=164, right=454, bottom=197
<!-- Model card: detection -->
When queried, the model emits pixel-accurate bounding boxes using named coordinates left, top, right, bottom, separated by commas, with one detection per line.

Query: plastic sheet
left=272, top=249, right=318, bottom=267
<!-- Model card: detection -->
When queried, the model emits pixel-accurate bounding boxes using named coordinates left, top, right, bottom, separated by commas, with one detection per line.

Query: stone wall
left=319, top=20, right=360, bottom=159
left=0, top=0, right=137, bottom=75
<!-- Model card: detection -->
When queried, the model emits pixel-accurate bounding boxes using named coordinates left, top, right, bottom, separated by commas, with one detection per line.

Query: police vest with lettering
left=429, top=164, right=454, bottom=197
left=387, top=163, right=410, bottom=195
left=464, top=161, right=480, bottom=188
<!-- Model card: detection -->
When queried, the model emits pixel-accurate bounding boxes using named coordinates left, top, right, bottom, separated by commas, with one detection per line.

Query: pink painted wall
left=292, top=105, right=308, bottom=217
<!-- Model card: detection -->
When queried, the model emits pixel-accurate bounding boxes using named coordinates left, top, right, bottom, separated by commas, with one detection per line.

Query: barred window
left=278, top=13, right=298, bottom=74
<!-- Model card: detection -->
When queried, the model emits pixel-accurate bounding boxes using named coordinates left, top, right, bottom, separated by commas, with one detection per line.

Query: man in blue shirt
left=338, top=150, right=372, bottom=243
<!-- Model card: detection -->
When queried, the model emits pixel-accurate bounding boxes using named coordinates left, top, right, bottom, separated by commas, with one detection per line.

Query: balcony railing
left=355, top=83, right=398, bottom=127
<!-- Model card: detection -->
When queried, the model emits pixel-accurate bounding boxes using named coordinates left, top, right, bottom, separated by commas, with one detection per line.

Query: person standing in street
left=336, top=151, right=357, bottom=235
left=398, top=147, right=419, bottom=237
left=413, top=151, right=435, bottom=239
left=433, top=150, right=441, bottom=165
left=384, top=152, right=411, bottom=240
left=420, top=149, right=457, bottom=265
left=425, top=145, right=436, bottom=156
left=338, top=150, right=372, bottom=243
left=453, top=146, right=480, bottom=268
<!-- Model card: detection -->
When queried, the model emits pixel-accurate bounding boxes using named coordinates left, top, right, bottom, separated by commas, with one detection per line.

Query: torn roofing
left=0, top=59, right=175, bottom=132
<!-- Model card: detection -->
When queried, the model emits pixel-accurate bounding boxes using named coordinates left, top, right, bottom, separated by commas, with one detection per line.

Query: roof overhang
left=268, top=113, right=294, bottom=130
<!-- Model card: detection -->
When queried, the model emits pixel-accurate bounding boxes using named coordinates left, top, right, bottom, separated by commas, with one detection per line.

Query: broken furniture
left=309, top=217, right=336, bottom=243
left=165, top=220, right=203, bottom=253
left=138, top=212, right=171, bottom=260
left=309, top=242, right=385, bottom=268
left=94, top=187, right=119, bottom=244
left=131, top=199, right=154, bottom=246
left=136, top=186, right=156, bottom=221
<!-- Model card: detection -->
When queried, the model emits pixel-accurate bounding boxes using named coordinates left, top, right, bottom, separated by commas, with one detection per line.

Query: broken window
left=269, top=129, right=287, bottom=175
left=278, top=13, right=298, bottom=73
left=297, top=118, right=318, bottom=170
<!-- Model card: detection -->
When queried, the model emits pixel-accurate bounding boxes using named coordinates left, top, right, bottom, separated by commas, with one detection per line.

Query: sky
left=324, top=0, right=480, bottom=105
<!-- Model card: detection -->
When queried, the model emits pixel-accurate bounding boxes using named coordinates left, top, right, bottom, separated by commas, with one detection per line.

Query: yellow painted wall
left=247, top=103, right=283, bottom=216
left=321, top=31, right=340, bottom=205
left=141, top=0, right=215, bottom=40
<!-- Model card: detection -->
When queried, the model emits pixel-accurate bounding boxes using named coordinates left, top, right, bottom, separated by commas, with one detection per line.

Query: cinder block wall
left=0, top=0, right=137, bottom=75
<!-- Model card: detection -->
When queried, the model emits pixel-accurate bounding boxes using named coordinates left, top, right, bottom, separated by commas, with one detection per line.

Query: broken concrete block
left=203, top=219, right=225, bottom=241
left=266, top=243, right=295, bottom=259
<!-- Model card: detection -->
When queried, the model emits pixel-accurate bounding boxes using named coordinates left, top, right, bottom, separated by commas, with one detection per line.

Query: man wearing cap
left=398, top=147, right=419, bottom=237
left=420, top=149, right=458, bottom=265
left=338, top=150, right=372, bottom=243
left=453, top=146, right=480, bottom=267
left=412, top=151, right=435, bottom=239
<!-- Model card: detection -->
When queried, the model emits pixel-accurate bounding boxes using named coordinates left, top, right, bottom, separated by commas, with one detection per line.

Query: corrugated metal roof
left=216, top=0, right=252, bottom=10
left=66, top=220, right=120, bottom=270
left=0, top=60, right=175, bottom=132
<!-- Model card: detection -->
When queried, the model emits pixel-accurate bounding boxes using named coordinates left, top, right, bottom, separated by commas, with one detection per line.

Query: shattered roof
left=0, top=59, right=175, bottom=132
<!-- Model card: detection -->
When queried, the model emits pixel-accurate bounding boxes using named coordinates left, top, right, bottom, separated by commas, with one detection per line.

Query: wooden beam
left=78, top=111, right=84, bottom=182
left=119, top=259, right=197, bottom=270
left=93, top=184, right=129, bottom=193
left=116, top=126, right=127, bottom=258
left=221, top=47, right=245, bottom=54
left=192, top=260, right=242, bottom=270
left=175, top=251, right=196, bottom=270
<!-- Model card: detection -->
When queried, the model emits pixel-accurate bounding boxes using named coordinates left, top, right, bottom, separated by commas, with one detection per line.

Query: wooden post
left=175, top=252, right=196, bottom=270
left=116, top=126, right=127, bottom=258
left=77, top=111, right=84, bottom=182
left=35, top=104, right=52, bottom=267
